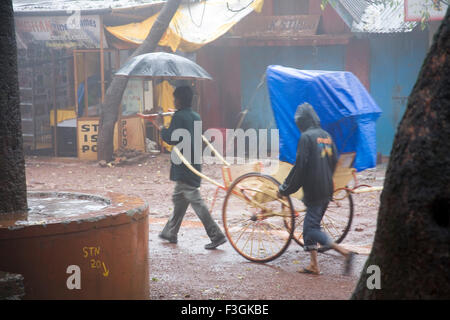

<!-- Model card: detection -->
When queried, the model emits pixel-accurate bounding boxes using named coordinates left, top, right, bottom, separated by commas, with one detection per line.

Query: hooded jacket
left=279, top=103, right=338, bottom=205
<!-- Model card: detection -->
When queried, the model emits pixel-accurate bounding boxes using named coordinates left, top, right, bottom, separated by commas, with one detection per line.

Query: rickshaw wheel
left=284, top=189, right=354, bottom=253
left=222, top=172, right=295, bottom=263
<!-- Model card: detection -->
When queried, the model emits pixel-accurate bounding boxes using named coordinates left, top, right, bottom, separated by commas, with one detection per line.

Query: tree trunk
left=97, top=0, right=182, bottom=162
left=0, top=0, right=28, bottom=217
left=352, top=12, right=450, bottom=299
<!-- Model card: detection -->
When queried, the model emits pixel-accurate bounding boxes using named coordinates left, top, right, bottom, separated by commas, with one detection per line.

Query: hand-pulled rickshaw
left=121, top=55, right=382, bottom=263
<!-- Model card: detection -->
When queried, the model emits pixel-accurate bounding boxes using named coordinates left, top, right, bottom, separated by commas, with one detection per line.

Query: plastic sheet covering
left=266, top=65, right=382, bottom=171
left=106, top=0, right=264, bottom=52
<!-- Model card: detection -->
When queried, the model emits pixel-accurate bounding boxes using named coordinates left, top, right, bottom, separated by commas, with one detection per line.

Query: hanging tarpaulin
left=15, top=15, right=107, bottom=49
left=106, top=0, right=264, bottom=52
left=266, top=65, right=382, bottom=172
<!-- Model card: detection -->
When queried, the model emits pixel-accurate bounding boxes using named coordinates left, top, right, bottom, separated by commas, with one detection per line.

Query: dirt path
left=24, top=154, right=385, bottom=300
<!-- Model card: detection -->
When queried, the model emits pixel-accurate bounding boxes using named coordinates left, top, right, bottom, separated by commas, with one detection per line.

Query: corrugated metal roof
left=338, top=0, right=370, bottom=24
left=332, top=0, right=417, bottom=33
left=13, top=0, right=165, bottom=12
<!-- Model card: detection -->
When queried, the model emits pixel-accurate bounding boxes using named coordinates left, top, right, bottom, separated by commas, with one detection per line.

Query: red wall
left=260, top=0, right=274, bottom=15
left=345, top=38, right=370, bottom=90
left=309, top=0, right=350, bottom=34
left=197, top=46, right=242, bottom=129
left=196, top=0, right=370, bottom=130
left=308, top=0, right=369, bottom=89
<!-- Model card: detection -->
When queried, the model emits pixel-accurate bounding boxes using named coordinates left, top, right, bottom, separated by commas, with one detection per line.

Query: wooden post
left=152, top=81, right=161, bottom=151
left=115, top=50, right=122, bottom=154
left=118, top=80, right=124, bottom=153
left=83, top=52, right=88, bottom=117
left=142, top=79, right=146, bottom=151
left=100, top=16, right=105, bottom=103
left=115, top=49, right=120, bottom=70
left=51, top=50, right=58, bottom=157
left=73, top=51, right=79, bottom=158
left=142, top=79, right=145, bottom=112
left=32, top=66, right=36, bottom=151
left=74, top=51, right=78, bottom=116
left=66, top=53, right=72, bottom=110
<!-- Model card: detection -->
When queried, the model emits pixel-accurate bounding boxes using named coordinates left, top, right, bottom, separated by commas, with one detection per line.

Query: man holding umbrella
left=150, top=85, right=227, bottom=250
left=116, top=52, right=225, bottom=249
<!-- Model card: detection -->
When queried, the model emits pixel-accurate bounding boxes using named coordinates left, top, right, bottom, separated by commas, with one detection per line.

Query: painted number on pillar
left=83, top=246, right=109, bottom=277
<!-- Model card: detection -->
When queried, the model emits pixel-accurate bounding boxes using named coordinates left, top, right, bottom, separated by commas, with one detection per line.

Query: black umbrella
left=115, top=52, right=212, bottom=80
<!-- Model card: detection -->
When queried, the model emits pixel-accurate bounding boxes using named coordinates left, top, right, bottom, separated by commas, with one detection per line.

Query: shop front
left=14, top=11, right=161, bottom=160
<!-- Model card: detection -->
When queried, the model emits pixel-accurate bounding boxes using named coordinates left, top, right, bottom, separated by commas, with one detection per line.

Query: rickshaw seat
left=270, top=162, right=304, bottom=200
left=333, top=152, right=356, bottom=191
left=270, top=152, right=357, bottom=200
left=221, top=162, right=262, bottom=189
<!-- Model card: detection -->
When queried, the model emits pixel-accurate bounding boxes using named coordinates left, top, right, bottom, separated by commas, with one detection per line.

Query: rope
left=188, top=0, right=207, bottom=28
left=226, top=0, right=255, bottom=13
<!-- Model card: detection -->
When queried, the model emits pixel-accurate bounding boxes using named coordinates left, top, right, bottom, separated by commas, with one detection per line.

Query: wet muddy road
left=25, top=154, right=385, bottom=300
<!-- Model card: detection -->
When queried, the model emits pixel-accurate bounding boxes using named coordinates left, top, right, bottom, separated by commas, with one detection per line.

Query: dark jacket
left=161, top=107, right=202, bottom=188
left=279, top=103, right=338, bottom=206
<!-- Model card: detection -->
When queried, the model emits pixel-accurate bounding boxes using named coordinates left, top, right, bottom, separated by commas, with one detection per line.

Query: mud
left=24, top=153, right=385, bottom=300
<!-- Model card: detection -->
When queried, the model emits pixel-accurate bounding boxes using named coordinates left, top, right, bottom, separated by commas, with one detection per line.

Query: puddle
left=14, top=193, right=110, bottom=225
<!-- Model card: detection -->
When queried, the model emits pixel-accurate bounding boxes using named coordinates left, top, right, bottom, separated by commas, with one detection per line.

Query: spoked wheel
left=222, top=173, right=295, bottom=263
left=284, top=189, right=354, bottom=253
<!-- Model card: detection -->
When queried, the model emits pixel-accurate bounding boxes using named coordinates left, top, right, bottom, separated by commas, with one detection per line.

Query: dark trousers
left=303, top=199, right=333, bottom=251
left=161, top=181, right=225, bottom=242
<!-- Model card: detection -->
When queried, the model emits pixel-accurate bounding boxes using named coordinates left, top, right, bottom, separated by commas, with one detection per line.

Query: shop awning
left=105, top=0, right=264, bottom=52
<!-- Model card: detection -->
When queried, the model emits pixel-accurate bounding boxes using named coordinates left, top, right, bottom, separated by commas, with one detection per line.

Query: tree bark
left=97, top=0, right=182, bottom=162
left=0, top=0, right=28, bottom=217
left=352, top=11, right=450, bottom=299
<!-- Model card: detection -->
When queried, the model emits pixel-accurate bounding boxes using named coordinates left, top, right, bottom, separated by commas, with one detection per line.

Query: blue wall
left=239, top=45, right=346, bottom=131
left=239, top=32, right=429, bottom=157
left=369, top=30, right=429, bottom=155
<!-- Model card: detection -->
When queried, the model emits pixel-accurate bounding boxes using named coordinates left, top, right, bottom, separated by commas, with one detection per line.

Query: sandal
left=297, top=267, right=321, bottom=275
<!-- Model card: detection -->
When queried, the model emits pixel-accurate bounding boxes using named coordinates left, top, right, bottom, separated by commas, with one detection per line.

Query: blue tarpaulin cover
left=267, top=65, right=382, bottom=171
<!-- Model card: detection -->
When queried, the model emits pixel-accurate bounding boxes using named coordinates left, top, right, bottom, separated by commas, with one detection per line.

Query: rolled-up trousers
left=303, top=199, right=333, bottom=251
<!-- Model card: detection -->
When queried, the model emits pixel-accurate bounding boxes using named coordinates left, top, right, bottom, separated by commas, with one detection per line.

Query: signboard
left=230, top=15, right=320, bottom=38
left=15, top=15, right=106, bottom=49
left=77, top=116, right=145, bottom=160
left=77, top=118, right=99, bottom=160
left=119, top=117, right=146, bottom=152
left=405, top=0, right=448, bottom=21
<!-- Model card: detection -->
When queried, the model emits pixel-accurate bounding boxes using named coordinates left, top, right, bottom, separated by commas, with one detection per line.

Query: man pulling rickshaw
left=278, top=102, right=355, bottom=275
